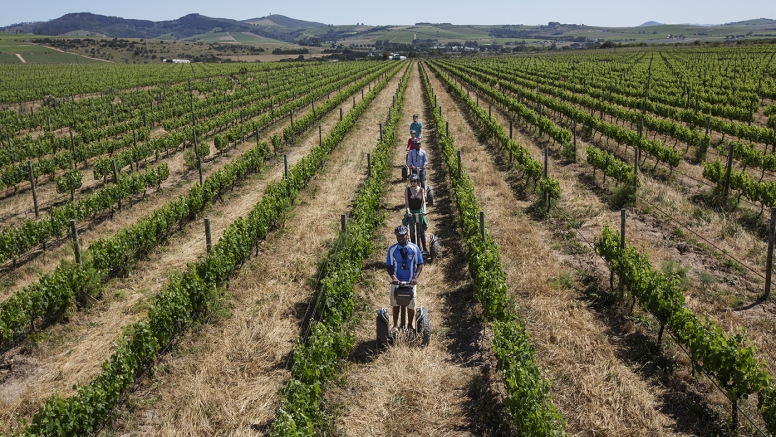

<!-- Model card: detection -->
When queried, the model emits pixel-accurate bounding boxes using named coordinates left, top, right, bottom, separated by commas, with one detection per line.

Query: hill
left=639, top=21, right=664, bottom=27
left=242, top=14, right=326, bottom=29
left=1, top=13, right=269, bottom=40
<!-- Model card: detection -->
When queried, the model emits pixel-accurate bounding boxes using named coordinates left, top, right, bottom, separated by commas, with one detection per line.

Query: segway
left=376, top=282, right=430, bottom=347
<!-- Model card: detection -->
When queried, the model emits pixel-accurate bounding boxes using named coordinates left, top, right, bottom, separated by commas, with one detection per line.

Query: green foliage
left=55, top=168, right=83, bottom=200
left=418, top=62, right=566, bottom=435
left=0, top=164, right=170, bottom=270
left=595, top=226, right=776, bottom=428
left=586, top=146, right=634, bottom=185
left=425, top=61, right=561, bottom=202
left=703, top=159, right=776, bottom=212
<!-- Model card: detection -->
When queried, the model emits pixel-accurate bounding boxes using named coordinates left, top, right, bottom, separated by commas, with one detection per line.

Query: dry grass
left=94, top=70, right=406, bottom=436
left=426, top=65, right=686, bottom=435
left=0, top=86, right=368, bottom=433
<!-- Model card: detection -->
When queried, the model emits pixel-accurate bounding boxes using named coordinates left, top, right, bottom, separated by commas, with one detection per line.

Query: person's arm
left=386, top=250, right=399, bottom=284
left=410, top=264, right=423, bottom=285
left=421, top=185, right=427, bottom=211
left=405, top=187, right=411, bottom=214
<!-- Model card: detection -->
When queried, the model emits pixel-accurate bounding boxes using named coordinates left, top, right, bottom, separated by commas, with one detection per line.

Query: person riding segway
left=404, top=173, right=429, bottom=254
left=377, top=225, right=430, bottom=346
left=406, top=136, right=434, bottom=205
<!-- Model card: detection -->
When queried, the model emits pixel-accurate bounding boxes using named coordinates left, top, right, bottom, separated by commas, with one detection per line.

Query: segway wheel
left=429, top=234, right=439, bottom=262
left=419, top=311, right=431, bottom=346
left=376, top=310, right=390, bottom=347
left=426, top=185, right=434, bottom=206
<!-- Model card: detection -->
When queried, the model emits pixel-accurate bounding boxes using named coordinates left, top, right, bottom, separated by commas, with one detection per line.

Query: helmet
left=394, top=225, right=408, bottom=236
left=410, top=129, right=417, bottom=135
left=409, top=173, right=420, bottom=182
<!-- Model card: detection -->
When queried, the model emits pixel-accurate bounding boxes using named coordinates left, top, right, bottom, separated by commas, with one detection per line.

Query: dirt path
left=423, top=63, right=691, bottom=435
left=14, top=54, right=26, bottom=63
left=96, top=68, right=406, bottom=436
left=323, top=63, right=510, bottom=437
left=42, top=45, right=113, bottom=63
left=0, top=80, right=379, bottom=432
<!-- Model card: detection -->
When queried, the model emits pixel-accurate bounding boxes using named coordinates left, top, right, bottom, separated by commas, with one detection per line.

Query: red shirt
left=407, top=138, right=416, bottom=151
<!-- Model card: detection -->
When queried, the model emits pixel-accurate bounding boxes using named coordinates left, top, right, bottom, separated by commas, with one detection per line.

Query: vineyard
left=0, top=44, right=776, bottom=436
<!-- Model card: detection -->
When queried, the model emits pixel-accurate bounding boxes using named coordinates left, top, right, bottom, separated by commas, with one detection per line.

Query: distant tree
left=382, top=50, right=389, bottom=60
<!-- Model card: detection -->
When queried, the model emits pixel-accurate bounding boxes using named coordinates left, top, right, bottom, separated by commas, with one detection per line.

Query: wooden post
left=47, top=115, right=51, bottom=132
left=543, top=149, right=548, bottom=179
left=765, top=207, right=776, bottom=300
left=379, top=123, right=383, bottom=142
left=724, top=143, right=734, bottom=195
left=446, top=121, right=449, bottom=137
left=70, top=220, right=81, bottom=265
left=193, top=127, right=202, bottom=185
left=28, top=160, right=39, bottom=219
left=340, top=107, right=343, bottom=121
left=204, top=217, right=212, bottom=253
left=362, top=88, right=364, bottom=99
left=70, top=131, right=77, bottom=169
left=111, top=160, right=119, bottom=183
left=634, top=147, right=640, bottom=188
left=367, top=153, right=372, bottom=177
left=353, top=96, right=356, bottom=108
left=457, top=150, right=462, bottom=179
left=434, top=94, right=437, bottom=107
left=573, top=119, right=577, bottom=146
left=620, top=209, right=626, bottom=249
left=341, top=214, right=346, bottom=232
left=284, top=154, right=288, bottom=178
left=290, top=109, right=294, bottom=126
left=509, top=120, right=513, bottom=139
left=479, top=211, right=486, bottom=241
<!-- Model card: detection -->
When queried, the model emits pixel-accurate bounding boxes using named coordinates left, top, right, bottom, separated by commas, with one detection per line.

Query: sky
left=0, top=0, right=773, bottom=28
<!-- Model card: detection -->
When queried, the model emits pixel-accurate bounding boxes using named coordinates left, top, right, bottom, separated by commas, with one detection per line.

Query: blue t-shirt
left=410, top=121, right=422, bottom=138
left=386, top=242, right=424, bottom=282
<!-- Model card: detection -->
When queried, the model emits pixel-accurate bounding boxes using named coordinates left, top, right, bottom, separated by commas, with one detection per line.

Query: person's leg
left=419, top=169, right=426, bottom=189
left=392, top=306, right=399, bottom=329
left=407, top=308, right=415, bottom=329
left=408, top=214, right=417, bottom=245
